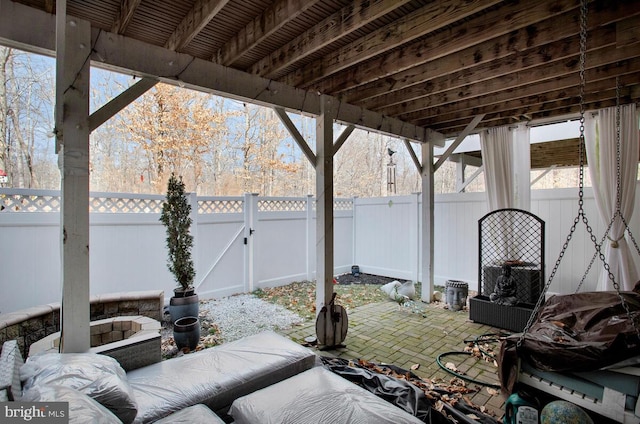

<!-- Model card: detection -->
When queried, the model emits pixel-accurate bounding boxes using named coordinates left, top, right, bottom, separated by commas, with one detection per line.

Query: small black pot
left=173, top=316, right=200, bottom=351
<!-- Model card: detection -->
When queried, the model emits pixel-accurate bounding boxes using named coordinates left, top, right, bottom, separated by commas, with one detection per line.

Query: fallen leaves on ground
left=161, top=314, right=223, bottom=360
left=253, top=277, right=394, bottom=321
left=354, top=359, right=501, bottom=422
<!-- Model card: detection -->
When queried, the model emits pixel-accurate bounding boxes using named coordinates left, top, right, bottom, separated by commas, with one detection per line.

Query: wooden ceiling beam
left=44, top=0, right=54, bottom=15
left=216, top=0, right=320, bottom=66
left=391, top=42, right=640, bottom=120
left=111, top=0, right=142, bottom=35
left=427, top=83, right=640, bottom=133
left=279, top=0, right=502, bottom=88
left=164, top=0, right=230, bottom=52
left=248, top=0, right=413, bottom=79
left=305, top=0, right=579, bottom=96
left=617, top=15, right=640, bottom=47
left=435, top=89, right=640, bottom=136
left=345, top=2, right=640, bottom=106
left=415, top=70, right=640, bottom=129
left=365, top=26, right=614, bottom=112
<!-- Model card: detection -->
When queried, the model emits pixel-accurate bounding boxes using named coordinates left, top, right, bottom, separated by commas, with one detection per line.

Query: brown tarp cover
left=499, top=287, right=640, bottom=394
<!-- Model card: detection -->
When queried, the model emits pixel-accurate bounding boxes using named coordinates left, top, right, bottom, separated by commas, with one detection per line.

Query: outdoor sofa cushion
left=20, top=352, right=137, bottom=424
left=0, top=340, right=23, bottom=401
left=153, top=404, right=226, bottom=423
left=21, top=385, right=122, bottom=424
left=126, top=330, right=318, bottom=423
left=229, top=366, right=424, bottom=424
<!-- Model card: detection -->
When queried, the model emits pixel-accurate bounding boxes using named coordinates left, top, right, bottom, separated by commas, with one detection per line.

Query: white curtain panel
left=480, top=125, right=513, bottom=211
left=585, top=104, right=639, bottom=291
left=513, top=123, right=531, bottom=211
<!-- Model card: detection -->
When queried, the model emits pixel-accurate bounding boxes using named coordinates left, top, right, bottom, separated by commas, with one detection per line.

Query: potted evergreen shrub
left=160, top=174, right=199, bottom=329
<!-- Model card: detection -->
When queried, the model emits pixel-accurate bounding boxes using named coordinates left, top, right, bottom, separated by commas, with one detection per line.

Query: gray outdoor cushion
left=153, top=404, right=226, bottom=424
left=229, top=366, right=424, bottom=424
left=20, top=352, right=137, bottom=424
left=21, top=385, right=122, bottom=424
left=0, top=341, right=24, bottom=401
left=126, top=330, right=318, bottom=423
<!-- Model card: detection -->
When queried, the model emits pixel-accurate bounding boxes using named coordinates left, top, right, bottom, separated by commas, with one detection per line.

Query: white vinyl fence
left=1, top=185, right=639, bottom=314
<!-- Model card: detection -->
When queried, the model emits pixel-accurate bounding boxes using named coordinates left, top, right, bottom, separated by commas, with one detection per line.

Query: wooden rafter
left=44, top=0, right=54, bottom=14
left=248, top=0, right=413, bottom=79
left=415, top=72, right=640, bottom=130
left=385, top=37, right=638, bottom=119
left=404, top=47, right=640, bottom=128
left=440, top=86, right=640, bottom=135
left=282, top=0, right=502, bottom=89
left=216, top=0, right=321, bottom=66
left=340, top=2, right=640, bottom=106
left=111, top=0, right=142, bottom=35
left=305, top=0, right=579, bottom=95
left=617, top=15, right=640, bottom=47
left=339, top=5, right=590, bottom=104
left=164, top=0, right=230, bottom=52
left=358, top=22, right=619, bottom=111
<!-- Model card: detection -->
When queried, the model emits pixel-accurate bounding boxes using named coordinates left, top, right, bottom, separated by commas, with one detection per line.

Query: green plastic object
left=505, top=392, right=539, bottom=424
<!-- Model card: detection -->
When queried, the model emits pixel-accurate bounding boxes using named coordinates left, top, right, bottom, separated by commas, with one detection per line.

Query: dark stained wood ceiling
left=9, top=0, right=640, bottom=140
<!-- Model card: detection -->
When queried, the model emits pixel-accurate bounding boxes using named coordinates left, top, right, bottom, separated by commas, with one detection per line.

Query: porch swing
left=498, top=1, right=640, bottom=422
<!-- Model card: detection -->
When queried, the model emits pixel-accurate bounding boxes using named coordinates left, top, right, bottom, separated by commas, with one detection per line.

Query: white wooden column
left=411, top=192, right=420, bottom=283
left=56, top=7, right=91, bottom=353
left=188, top=192, right=199, bottom=285
left=306, top=194, right=315, bottom=282
left=420, top=142, right=435, bottom=303
left=243, top=192, right=258, bottom=292
left=315, top=96, right=335, bottom=314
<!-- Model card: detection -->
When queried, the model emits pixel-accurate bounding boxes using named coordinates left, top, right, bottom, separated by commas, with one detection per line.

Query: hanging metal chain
left=520, top=19, right=640, bottom=345
left=518, top=0, right=589, bottom=346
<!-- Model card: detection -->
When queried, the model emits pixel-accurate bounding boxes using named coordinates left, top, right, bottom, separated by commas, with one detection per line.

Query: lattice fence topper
left=259, top=199, right=306, bottom=212
left=310, top=198, right=354, bottom=212
left=90, top=196, right=164, bottom=213
left=0, top=193, right=60, bottom=212
left=0, top=191, right=356, bottom=214
left=335, top=199, right=354, bottom=211
left=198, top=199, right=244, bottom=214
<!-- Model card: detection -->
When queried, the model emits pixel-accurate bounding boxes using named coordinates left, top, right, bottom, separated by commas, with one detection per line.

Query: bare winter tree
left=117, top=83, right=229, bottom=193
left=0, top=47, right=9, bottom=184
left=228, top=104, right=304, bottom=196
left=0, top=48, right=56, bottom=188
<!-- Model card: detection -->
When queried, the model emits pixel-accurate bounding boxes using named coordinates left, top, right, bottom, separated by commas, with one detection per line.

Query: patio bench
left=1, top=330, right=319, bottom=423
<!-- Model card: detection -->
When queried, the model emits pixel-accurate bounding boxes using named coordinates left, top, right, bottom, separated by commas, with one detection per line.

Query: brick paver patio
left=279, top=300, right=507, bottom=421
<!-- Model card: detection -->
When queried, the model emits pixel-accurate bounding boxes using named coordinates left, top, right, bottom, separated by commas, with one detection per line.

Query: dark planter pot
left=169, top=291, right=199, bottom=324
left=173, top=316, right=200, bottom=351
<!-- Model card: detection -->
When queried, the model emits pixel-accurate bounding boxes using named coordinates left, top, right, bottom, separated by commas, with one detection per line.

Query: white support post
left=57, top=9, right=91, bottom=353
left=351, top=196, right=358, bottom=270
left=411, top=192, right=420, bottom=283
left=315, top=96, right=335, bottom=316
left=188, top=192, right=199, bottom=282
left=306, top=194, right=314, bottom=282
left=243, top=193, right=258, bottom=292
left=420, top=141, right=437, bottom=303
left=456, top=160, right=466, bottom=193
